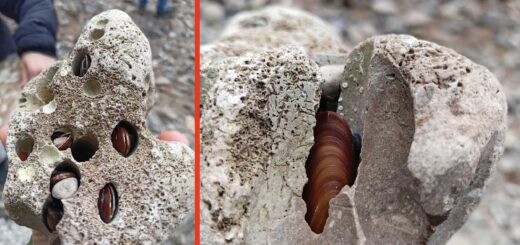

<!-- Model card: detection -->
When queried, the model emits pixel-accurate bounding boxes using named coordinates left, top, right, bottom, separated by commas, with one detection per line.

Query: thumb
left=19, top=62, right=28, bottom=86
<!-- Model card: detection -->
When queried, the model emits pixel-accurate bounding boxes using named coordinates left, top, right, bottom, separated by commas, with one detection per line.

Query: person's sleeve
left=0, top=0, right=58, bottom=57
left=0, top=143, right=7, bottom=186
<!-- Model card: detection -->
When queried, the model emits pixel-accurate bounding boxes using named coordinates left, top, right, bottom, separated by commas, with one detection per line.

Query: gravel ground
left=201, top=0, right=520, bottom=244
left=0, top=0, right=194, bottom=244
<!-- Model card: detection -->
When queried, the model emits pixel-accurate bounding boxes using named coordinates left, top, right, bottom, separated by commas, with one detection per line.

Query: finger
left=0, top=125, right=8, bottom=147
left=157, top=131, right=189, bottom=145
left=20, top=62, right=28, bottom=86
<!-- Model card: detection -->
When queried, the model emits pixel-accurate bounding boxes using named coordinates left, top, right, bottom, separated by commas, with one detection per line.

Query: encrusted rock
left=3, top=10, right=193, bottom=244
left=201, top=19, right=506, bottom=245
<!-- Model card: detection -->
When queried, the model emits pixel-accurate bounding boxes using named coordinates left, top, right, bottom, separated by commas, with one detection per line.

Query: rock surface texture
left=201, top=7, right=507, bottom=245
left=3, top=10, right=193, bottom=244
left=338, top=34, right=507, bottom=244
left=200, top=6, right=349, bottom=102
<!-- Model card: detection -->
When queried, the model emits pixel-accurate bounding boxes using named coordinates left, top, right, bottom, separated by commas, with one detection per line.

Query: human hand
left=0, top=124, right=7, bottom=147
left=157, top=130, right=189, bottom=145
left=20, top=52, right=56, bottom=86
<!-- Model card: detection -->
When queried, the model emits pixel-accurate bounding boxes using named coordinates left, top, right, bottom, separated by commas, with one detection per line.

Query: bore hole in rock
left=19, top=70, right=55, bottom=112
left=111, top=121, right=139, bottom=157
left=51, top=128, right=74, bottom=151
left=15, top=134, right=35, bottom=161
left=45, top=64, right=59, bottom=81
left=42, top=197, right=64, bottom=232
left=97, top=18, right=108, bottom=26
left=98, top=183, right=118, bottom=224
left=72, top=51, right=91, bottom=77
left=83, top=79, right=102, bottom=97
left=91, top=28, right=105, bottom=40
left=71, top=134, right=99, bottom=162
left=302, top=100, right=360, bottom=233
left=50, top=160, right=81, bottom=199
left=39, top=145, right=60, bottom=165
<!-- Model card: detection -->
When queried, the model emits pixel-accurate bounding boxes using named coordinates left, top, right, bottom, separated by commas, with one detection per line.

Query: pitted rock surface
left=202, top=5, right=348, bottom=65
left=200, top=6, right=349, bottom=103
left=201, top=20, right=506, bottom=245
left=3, top=10, right=193, bottom=244
left=338, top=34, right=507, bottom=244
left=200, top=46, right=322, bottom=244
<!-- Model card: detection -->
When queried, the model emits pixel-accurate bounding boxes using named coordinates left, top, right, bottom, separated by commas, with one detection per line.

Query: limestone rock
left=201, top=6, right=349, bottom=103
left=201, top=46, right=321, bottom=244
left=338, top=34, right=507, bottom=244
left=201, top=30, right=506, bottom=244
left=3, top=10, right=193, bottom=244
left=202, top=5, right=348, bottom=64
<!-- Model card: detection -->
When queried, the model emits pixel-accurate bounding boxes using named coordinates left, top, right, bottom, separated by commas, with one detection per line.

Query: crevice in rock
left=302, top=90, right=360, bottom=234
left=72, top=50, right=91, bottom=77
left=42, top=196, right=64, bottom=233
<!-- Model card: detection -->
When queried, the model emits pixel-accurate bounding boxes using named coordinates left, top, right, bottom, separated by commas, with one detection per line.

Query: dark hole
left=71, top=134, right=99, bottom=162
left=42, top=197, right=64, bottom=232
left=72, top=51, right=91, bottom=77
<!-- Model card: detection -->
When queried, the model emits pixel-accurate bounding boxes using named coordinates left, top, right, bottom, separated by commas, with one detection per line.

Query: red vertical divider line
left=194, top=0, right=201, bottom=244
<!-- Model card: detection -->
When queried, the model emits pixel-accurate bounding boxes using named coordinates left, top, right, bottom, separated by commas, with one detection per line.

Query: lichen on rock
left=3, top=9, right=193, bottom=244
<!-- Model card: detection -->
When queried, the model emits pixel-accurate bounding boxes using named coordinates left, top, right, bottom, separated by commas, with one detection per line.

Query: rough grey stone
left=3, top=10, right=193, bottom=244
left=200, top=46, right=322, bottom=244
left=200, top=6, right=349, bottom=103
left=201, top=31, right=506, bottom=245
left=201, top=5, right=348, bottom=66
left=201, top=1, right=520, bottom=244
left=338, top=34, right=507, bottom=244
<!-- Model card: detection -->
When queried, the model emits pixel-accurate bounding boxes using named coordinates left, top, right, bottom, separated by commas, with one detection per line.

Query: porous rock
left=200, top=46, right=322, bottom=244
left=201, top=6, right=349, bottom=103
left=201, top=31, right=506, bottom=245
left=337, top=34, right=507, bottom=244
left=3, top=10, right=193, bottom=244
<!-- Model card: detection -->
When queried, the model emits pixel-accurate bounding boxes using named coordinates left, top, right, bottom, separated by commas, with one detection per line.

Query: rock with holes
left=336, top=34, right=506, bottom=244
left=201, top=5, right=348, bottom=64
left=201, top=6, right=349, bottom=103
left=3, top=10, right=193, bottom=244
left=201, top=45, right=328, bottom=244
left=201, top=32, right=506, bottom=243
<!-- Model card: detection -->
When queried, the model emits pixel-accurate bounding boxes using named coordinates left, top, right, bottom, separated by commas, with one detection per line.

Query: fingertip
left=0, top=124, right=8, bottom=147
left=158, top=131, right=189, bottom=145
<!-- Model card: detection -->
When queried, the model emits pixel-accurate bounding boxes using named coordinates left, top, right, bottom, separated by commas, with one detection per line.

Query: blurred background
left=201, top=0, right=520, bottom=244
left=0, top=0, right=194, bottom=243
